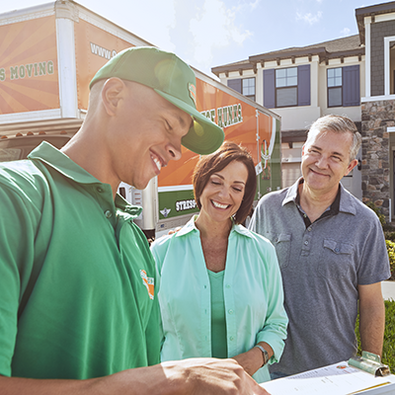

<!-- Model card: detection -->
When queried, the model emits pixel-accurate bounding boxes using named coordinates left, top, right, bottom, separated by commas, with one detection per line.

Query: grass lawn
left=355, top=300, right=395, bottom=372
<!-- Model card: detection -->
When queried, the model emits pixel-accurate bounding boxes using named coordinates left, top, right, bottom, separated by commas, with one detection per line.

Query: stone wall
left=361, top=99, right=395, bottom=221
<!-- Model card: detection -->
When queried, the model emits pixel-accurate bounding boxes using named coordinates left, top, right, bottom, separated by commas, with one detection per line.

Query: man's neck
left=298, top=181, right=339, bottom=224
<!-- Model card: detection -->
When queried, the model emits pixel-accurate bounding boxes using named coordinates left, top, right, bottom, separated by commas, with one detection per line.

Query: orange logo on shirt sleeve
left=140, top=269, right=154, bottom=300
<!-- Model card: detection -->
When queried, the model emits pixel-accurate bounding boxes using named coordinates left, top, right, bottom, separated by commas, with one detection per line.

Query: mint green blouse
left=151, top=216, right=288, bottom=383
left=208, top=270, right=227, bottom=358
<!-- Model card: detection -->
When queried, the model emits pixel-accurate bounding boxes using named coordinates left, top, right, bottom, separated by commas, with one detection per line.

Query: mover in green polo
left=0, top=47, right=269, bottom=395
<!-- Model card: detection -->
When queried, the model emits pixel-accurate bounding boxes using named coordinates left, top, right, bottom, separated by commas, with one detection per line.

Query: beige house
left=212, top=34, right=364, bottom=198
left=212, top=1, right=395, bottom=221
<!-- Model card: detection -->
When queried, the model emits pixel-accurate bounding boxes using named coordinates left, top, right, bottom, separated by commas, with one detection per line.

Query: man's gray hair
left=307, top=115, right=362, bottom=162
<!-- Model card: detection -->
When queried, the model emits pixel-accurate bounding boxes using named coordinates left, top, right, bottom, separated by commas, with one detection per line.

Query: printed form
left=260, top=362, right=395, bottom=395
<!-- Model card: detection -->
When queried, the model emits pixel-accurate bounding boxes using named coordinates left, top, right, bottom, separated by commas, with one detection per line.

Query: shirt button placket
left=301, top=232, right=312, bottom=256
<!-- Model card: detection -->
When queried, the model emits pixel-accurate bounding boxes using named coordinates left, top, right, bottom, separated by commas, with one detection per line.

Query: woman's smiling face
left=198, top=160, right=248, bottom=224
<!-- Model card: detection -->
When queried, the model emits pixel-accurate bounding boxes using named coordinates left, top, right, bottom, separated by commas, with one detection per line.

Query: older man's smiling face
left=301, top=129, right=358, bottom=196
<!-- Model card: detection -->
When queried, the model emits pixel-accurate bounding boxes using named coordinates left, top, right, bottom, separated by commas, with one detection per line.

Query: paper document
left=260, top=362, right=395, bottom=395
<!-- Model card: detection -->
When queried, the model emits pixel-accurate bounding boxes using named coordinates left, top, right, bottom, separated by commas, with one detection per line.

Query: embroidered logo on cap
left=140, top=269, right=154, bottom=300
left=188, top=83, right=197, bottom=106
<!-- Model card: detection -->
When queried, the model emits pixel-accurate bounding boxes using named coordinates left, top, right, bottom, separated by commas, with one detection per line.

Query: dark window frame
left=327, top=67, right=343, bottom=108
left=275, top=67, right=298, bottom=108
left=242, top=77, right=256, bottom=101
left=227, top=77, right=256, bottom=101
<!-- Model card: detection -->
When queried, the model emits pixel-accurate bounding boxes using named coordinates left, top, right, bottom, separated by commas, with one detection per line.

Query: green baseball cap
left=89, top=46, right=224, bottom=155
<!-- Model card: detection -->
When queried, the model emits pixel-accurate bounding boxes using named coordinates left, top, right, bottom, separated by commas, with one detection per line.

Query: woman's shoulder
left=150, top=232, right=176, bottom=253
left=234, top=224, right=276, bottom=251
left=150, top=220, right=195, bottom=256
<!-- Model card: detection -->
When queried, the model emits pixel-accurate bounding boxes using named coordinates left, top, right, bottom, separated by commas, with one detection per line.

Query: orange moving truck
left=0, top=0, right=281, bottom=238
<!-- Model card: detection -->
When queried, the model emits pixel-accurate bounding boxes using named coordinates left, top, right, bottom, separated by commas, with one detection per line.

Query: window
left=276, top=67, right=298, bottom=107
left=242, top=78, right=255, bottom=100
left=327, top=68, right=342, bottom=107
left=327, top=65, right=360, bottom=107
left=263, top=65, right=310, bottom=109
left=227, top=77, right=255, bottom=101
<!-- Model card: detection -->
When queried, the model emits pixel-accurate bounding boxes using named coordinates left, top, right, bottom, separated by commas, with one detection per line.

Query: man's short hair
left=307, top=115, right=362, bottom=162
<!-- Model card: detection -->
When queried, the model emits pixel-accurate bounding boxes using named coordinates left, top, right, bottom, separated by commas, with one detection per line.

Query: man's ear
left=101, top=77, right=126, bottom=116
left=345, top=158, right=358, bottom=176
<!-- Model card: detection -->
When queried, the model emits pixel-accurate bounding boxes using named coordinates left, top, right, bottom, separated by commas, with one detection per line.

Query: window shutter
left=297, top=65, right=310, bottom=106
left=227, top=78, right=242, bottom=94
left=263, top=69, right=275, bottom=108
left=343, top=65, right=360, bottom=107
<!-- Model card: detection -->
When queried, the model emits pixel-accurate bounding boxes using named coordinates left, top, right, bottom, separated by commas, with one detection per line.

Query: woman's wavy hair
left=192, top=141, right=256, bottom=224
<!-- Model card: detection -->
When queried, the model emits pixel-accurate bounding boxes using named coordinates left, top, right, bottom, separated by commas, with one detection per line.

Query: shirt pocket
left=318, top=238, right=354, bottom=279
left=266, top=232, right=292, bottom=269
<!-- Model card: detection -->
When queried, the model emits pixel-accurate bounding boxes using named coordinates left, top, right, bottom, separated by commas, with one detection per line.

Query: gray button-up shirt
left=249, top=178, right=391, bottom=375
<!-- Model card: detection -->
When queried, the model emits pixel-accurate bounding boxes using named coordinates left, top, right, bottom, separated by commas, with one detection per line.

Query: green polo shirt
left=0, top=142, right=160, bottom=379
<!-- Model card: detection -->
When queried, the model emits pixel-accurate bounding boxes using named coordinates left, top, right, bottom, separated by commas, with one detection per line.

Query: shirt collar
left=28, top=141, right=101, bottom=185
left=176, top=215, right=252, bottom=238
left=29, top=142, right=142, bottom=218
left=282, top=177, right=302, bottom=206
left=283, top=177, right=357, bottom=216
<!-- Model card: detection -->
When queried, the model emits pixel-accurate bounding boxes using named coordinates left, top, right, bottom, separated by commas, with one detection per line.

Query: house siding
left=370, top=20, right=395, bottom=97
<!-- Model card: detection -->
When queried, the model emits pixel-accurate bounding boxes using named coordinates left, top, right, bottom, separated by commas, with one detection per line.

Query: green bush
left=386, top=240, right=395, bottom=280
left=365, top=201, right=386, bottom=226
left=385, top=231, right=395, bottom=242
left=355, top=300, right=395, bottom=372
left=382, top=300, right=395, bottom=372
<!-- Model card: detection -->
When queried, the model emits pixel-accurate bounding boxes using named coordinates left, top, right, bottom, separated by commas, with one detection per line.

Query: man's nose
left=315, top=155, right=328, bottom=168
left=167, top=141, right=182, bottom=161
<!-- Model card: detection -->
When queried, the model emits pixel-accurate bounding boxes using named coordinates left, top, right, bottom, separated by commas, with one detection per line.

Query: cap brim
left=155, top=89, right=224, bottom=155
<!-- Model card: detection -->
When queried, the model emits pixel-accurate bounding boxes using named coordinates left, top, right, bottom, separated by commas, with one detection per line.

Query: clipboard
left=260, top=355, right=395, bottom=395
left=348, top=352, right=391, bottom=377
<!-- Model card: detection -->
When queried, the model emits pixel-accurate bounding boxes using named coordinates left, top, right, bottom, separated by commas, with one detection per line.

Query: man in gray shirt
left=249, top=114, right=391, bottom=377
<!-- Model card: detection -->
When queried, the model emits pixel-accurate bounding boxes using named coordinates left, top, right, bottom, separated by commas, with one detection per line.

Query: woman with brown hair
left=151, top=141, right=288, bottom=383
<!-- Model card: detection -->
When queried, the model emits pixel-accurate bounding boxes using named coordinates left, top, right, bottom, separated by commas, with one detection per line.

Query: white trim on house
left=361, top=94, right=395, bottom=102
left=388, top=127, right=395, bottom=133
left=256, top=63, right=263, bottom=106
left=374, top=12, right=395, bottom=23
left=365, top=16, right=371, bottom=98
left=384, top=36, right=395, bottom=96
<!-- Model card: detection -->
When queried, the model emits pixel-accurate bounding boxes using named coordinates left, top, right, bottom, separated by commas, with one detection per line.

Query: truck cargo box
left=0, top=0, right=281, bottom=238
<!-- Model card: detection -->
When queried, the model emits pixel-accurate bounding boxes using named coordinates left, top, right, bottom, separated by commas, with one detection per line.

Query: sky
left=1, top=0, right=384, bottom=79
